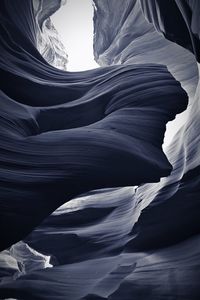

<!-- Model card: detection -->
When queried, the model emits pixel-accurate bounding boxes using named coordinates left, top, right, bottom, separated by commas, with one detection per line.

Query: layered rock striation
left=0, top=0, right=200, bottom=299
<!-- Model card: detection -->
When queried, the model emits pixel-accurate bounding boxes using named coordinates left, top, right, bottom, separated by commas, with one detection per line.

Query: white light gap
left=51, top=0, right=99, bottom=71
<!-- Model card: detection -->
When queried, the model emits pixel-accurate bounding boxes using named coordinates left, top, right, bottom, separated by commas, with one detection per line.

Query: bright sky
left=51, top=0, right=99, bottom=71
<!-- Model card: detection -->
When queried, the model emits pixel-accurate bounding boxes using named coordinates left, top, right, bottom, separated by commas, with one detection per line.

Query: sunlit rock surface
left=0, top=0, right=200, bottom=299
left=33, top=0, right=68, bottom=70
left=93, top=0, right=198, bottom=98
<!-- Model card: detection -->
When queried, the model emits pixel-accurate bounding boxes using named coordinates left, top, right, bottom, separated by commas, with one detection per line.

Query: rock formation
left=33, top=0, right=68, bottom=70
left=0, top=0, right=200, bottom=299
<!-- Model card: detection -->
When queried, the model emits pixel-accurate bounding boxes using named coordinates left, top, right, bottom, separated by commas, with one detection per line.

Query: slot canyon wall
left=0, top=0, right=200, bottom=299
left=34, top=0, right=68, bottom=70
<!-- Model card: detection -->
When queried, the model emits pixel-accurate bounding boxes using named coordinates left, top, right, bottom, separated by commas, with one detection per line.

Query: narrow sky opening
left=51, top=0, right=99, bottom=71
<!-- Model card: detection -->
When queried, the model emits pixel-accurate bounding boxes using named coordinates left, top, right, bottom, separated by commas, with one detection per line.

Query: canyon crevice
left=0, top=1, right=200, bottom=299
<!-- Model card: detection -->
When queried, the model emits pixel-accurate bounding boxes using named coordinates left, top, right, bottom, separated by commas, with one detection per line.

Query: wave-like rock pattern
left=93, top=0, right=198, bottom=99
left=140, top=0, right=200, bottom=63
left=1, top=235, right=200, bottom=299
left=0, top=0, right=200, bottom=299
left=0, top=0, right=188, bottom=251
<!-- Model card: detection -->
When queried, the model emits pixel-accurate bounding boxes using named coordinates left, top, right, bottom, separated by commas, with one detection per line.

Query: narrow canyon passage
left=0, top=1, right=200, bottom=299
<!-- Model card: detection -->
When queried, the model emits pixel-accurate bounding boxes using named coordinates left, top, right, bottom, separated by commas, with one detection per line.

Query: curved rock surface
left=0, top=0, right=188, bottom=251
left=93, top=0, right=198, bottom=98
left=33, top=0, right=68, bottom=70
left=0, top=0, right=200, bottom=299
